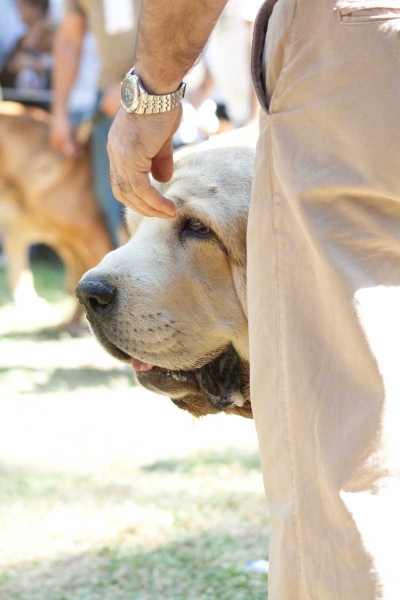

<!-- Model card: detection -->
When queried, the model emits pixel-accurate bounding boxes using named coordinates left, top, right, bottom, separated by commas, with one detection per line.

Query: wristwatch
left=121, top=68, right=186, bottom=115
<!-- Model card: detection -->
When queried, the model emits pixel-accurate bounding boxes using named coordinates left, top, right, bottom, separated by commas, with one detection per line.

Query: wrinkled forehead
left=124, top=144, right=253, bottom=237
left=124, top=160, right=217, bottom=236
left=124, top=186, right=222, bottom=241
left=124, top=194, right=210, bottom=241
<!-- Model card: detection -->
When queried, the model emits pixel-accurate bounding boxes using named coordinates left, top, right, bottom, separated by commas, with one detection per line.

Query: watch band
left=135, top=84, right=186, bottom=115
left=122, top=68, right=186, bottom=115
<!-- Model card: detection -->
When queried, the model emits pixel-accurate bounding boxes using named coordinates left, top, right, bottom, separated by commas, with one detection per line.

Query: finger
left=123, top=188, right=177, bottom=218
left=110, top=172, right=176, bottom=219
left=130, top=172, right=176, bottom=217
left=108, top=132, right=176, bottom=217
left=124, top=200, right=177, bottom=219
left=151, top=137, right=174, bottom=183
left=114, top=165, right=176, bottom=217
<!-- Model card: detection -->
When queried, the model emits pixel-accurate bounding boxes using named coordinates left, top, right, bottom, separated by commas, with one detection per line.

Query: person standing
left=51, top=0, right=139, bottom=246
left=107, top=0, right=400, bottom=598
left=0, top=0, right=26, bottom=73
left=0, top=0, right=53, bottom=94
left=205, top=0, right=263, bottom=127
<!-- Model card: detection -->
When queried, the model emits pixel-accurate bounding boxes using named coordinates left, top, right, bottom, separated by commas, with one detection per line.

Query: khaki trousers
left=248, top=1, right=400, bottom=598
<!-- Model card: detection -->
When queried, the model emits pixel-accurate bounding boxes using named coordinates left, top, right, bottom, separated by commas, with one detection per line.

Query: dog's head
left=76, top=142, right=255, bottom=417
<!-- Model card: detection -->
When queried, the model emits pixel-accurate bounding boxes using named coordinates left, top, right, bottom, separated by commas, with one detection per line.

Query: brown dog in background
left=0, top=101, right=112, bottom=331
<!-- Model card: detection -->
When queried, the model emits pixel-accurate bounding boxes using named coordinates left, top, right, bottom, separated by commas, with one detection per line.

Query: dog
left=0, top=101, right=112, bottom=330
left=76, top=131, right=256, bottom=417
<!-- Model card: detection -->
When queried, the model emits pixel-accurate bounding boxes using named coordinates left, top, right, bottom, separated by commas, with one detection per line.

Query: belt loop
left=251, top=0, right=280, bottom=114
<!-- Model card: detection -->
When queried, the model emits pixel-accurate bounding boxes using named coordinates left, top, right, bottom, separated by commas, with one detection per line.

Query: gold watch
left=121, top=68, right=186, bottom=115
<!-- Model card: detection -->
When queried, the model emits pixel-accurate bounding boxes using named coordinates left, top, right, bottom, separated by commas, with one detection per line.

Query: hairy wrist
left=134, top=0, right=228, bottom=93
left=133, top=66, right=182, bottom=95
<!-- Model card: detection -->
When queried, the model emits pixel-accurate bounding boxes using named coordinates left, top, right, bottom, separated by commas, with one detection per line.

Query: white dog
left=76, top=133, right=256, bottom=418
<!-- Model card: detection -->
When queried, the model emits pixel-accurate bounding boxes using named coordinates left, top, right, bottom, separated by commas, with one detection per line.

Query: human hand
left=108, top=105, right=182, bottom=219
left=50, top=112, right=80, bottom=157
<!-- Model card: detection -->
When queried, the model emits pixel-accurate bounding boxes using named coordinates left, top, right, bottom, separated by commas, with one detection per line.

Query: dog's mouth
left=87, top=310, right=252, bottom=417
left=90, top=321, right=249, bottom=416
left=130, top=357, right=156, bottom=373
left=135, top=344, right=248, bottom=414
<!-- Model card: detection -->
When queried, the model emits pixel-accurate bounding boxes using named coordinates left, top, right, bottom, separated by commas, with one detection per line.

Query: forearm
left=108, top=0, right=229, bottom=217
left=52, top=40, right=81, bottom=114
left=135, top=0, right=229, bottom=93
left=52, top=16, right=85, bottom=115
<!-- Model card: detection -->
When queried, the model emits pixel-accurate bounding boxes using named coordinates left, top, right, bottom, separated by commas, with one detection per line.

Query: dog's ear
left=213, top=210, right=248, bottom=318
left=231, top=260, right=248, bottom=319
left=200, top=147, right=252, bottom=319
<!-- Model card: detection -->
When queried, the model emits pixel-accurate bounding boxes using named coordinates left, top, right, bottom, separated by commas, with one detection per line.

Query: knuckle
left=110, top=173, right=132, bottom=196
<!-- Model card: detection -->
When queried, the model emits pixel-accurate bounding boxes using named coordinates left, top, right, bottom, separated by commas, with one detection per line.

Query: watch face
left=121, top=76, right=139, bottom=112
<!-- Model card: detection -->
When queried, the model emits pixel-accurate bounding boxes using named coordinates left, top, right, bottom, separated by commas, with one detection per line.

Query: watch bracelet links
left=136, top=86, right=186, bottom=114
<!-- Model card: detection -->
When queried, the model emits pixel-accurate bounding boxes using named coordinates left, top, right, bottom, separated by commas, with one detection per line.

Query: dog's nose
left=75, top=279, right=116, bottom=315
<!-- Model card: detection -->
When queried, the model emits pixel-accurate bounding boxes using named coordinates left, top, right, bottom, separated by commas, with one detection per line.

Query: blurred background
left=0, top=0, right=270, bottom=598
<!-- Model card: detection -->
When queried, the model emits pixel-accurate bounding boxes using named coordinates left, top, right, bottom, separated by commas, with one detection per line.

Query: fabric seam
left=267, top=0, right=306, bottom=596
left=269, top=118, right=306, bottom=600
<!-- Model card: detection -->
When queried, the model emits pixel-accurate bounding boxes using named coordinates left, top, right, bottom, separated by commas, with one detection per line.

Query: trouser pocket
left=335, top=1, right=400, bottom=23
left=251, top=0, right=279, bottom=113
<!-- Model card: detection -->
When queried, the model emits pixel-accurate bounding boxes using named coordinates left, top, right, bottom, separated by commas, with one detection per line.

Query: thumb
left=151, top=137, right=174, bottom=183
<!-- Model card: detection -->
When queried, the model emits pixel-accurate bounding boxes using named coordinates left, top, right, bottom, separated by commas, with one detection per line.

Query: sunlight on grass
left=0, top=260, right=74, bottom=335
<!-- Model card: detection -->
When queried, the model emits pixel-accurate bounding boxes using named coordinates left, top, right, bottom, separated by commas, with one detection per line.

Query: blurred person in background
left=50, top=0, right=140, bottom=247
left=51, top=0, right=101, bottom=124
left=0, top=0, right=53, bottom=94
left=0, top=0, right=26, bottom=73
left=178, top=0, right=262, bottom=146
left=205, top=0, right=262, bottom=127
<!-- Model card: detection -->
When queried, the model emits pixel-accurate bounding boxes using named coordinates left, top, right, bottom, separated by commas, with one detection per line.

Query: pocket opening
left=336, top=1, right=400, bottom=23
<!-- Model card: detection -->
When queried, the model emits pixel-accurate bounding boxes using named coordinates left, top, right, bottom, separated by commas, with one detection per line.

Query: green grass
left=0, top=257, right=66, bottom=308
left=0, top=454, right=269, bottom=600
left=0, top=261, right=270, bottom=600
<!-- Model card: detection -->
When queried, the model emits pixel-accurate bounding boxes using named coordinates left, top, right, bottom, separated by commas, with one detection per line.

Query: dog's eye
left=180, top=218, right=211, bottom=240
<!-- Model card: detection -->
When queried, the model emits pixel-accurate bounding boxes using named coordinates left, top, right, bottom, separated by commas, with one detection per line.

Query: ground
left=0, top=260, right=270, bottom=600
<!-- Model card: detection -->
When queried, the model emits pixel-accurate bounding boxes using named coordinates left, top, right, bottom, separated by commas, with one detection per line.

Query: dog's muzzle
left=75, top=277, right=252, bottom=418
